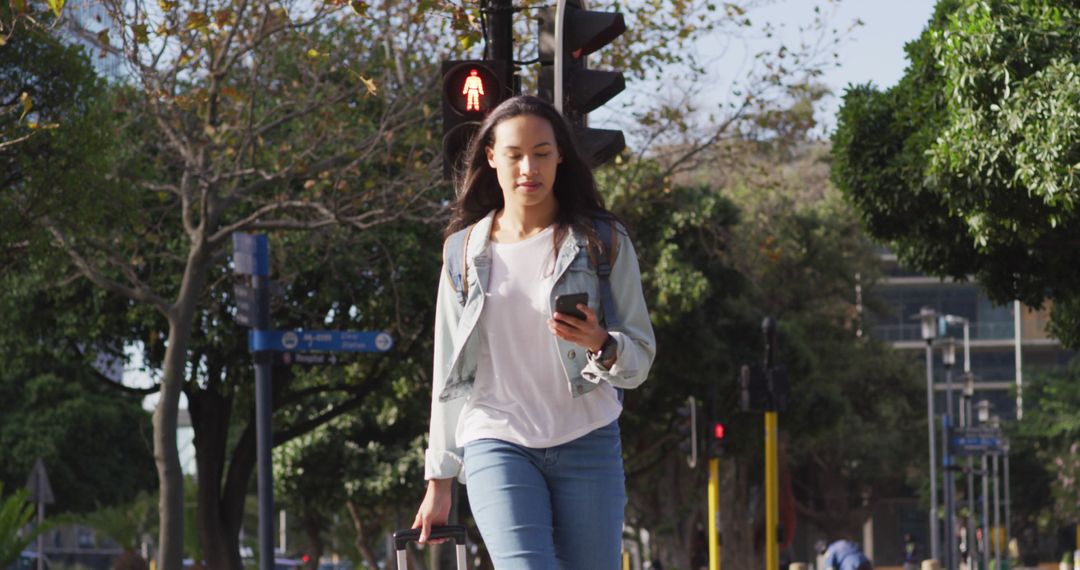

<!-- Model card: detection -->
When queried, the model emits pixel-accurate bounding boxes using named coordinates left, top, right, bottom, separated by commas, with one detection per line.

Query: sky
left=611, top=0, right=940, bottom=137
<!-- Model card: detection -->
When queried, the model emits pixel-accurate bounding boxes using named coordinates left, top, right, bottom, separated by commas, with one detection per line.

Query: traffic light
left=676, top=396, right=699, bottom=468
left=740, top=364, right=790, bottom=412
left=441, top=60, right=514, bottom=178
left=708, top=421, right=726, bottom=457
left=538, top=0, right=626, bottom=166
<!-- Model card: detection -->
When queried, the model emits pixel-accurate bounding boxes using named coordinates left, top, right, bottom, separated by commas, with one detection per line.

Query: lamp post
left=962, top=371, right=976, bottom=570
left=914, top=306, right=940, bottom=563
left=940, top=337, right=957, bottom=570
left=977, top=400, right=992, bottom=570
left=944, top=310, right=974, bottom=570
left=990, top=415, right=1003, bottom=570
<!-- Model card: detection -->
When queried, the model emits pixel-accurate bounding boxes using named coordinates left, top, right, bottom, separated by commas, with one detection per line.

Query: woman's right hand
left=412, top=478, right=453, bottom=544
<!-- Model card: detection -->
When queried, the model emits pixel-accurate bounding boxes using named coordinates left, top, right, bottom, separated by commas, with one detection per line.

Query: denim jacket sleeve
left=581, top=229, right=656, bottom=389
left=423, top=259, right=467, bottom=482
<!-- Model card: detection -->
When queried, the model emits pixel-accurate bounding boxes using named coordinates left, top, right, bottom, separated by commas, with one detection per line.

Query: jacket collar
left=467, top=210, right=589, bottom=264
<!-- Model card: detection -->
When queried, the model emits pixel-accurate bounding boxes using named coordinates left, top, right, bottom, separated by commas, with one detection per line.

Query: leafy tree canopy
left=831, top=0, right=1080, bottom=346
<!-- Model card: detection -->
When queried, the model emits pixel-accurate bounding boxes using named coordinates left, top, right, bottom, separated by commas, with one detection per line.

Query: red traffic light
left=712, top=422, right=725, bottom=440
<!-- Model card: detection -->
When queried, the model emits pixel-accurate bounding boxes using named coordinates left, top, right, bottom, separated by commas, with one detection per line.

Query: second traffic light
left=676, top=396, right=699, bottom=468
left=708, top=421, right=726, bottom=458
left=441, top=60, right=514, bottom=178
left=538, top=0, right=626, bottom=166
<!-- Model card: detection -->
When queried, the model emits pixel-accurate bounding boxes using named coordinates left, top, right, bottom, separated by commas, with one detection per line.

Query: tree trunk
left=190, top=385, right=244, bottom=570
left=156, top=321, right=192, bottom=570
left=345, top=501, right=382, bottom=570
left=302, top=508, right=324, bottom=570
left=155, top=247, right=210, bottom=570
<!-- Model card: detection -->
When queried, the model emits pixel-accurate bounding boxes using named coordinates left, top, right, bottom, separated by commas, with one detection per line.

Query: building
left=856, top=249, right=1075, bottom=565
left=869, top=249, right=1074, bottom=422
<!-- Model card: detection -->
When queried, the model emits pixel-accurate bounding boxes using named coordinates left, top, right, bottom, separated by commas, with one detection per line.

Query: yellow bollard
left=708, top=457, right=720, bottom=570
left=765, top=411, right=779, bottom=570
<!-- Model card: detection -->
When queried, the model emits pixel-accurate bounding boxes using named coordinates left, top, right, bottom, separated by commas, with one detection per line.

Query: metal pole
left=254, top=272, right=275, bottom=570
left=708, top=458, right=720, bottom=570
left=488, top=0, right=514, bottom=63
left=926, top=340, right=940, bottom=563
left=1013, top=300, right=1023, bottom=420
left=992, top=453, right=1001, bottom=570
left=36, top=496, right=43, bottom=570
left=942, top=415, right=956, bottom=570
left=1003, top=444, right=1011, bottom=568
left=553, top=0, right=567, bottom=113
left=765, top=411, right=779, bottom=570
left=963, top=396, right=976, bottom=570
left=981, top=454, right=990, bottom=570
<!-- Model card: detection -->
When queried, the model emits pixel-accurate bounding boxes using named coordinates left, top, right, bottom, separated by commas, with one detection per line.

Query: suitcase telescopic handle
left=392, top=525, right=468, bottom=550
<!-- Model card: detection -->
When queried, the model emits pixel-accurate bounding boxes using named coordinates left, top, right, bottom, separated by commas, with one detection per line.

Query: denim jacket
left=424, top=211, right=657, bottom=482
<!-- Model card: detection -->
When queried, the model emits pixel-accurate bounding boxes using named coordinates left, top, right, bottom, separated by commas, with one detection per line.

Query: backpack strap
left=444, top=224, right=475, bottom=307
left=591, top=217, right=621, bottom=328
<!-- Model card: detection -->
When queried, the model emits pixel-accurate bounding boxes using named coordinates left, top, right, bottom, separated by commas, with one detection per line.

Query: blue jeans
left=463, top=421, right=627, bottom=569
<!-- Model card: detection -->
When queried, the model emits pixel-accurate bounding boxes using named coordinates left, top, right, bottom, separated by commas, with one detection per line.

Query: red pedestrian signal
left=441, top=60, right=512, bottom=179
left=713, top=422, right=725, bottom=441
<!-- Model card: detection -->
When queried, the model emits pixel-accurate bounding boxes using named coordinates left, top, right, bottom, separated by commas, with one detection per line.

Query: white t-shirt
left=456, top=225, right=622, bottom=449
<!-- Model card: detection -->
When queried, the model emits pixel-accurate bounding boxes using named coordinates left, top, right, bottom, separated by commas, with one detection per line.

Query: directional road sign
left=234, top=284, right=257, bottom=327
left=276, top=352, right=341, bottom=366
left=232, top=233, right=269, bottom=276
left=949, top=427, right=1005, bottom=456
left=249, top=330, right=394, bottom=353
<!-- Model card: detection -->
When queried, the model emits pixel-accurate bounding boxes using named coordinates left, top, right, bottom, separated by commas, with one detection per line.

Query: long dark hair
left=444, top=95, right=621, bottom=262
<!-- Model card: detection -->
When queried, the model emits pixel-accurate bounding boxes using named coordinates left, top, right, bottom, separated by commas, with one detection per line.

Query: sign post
left=232, top=232, right=395, bottom=570
left=25, top=458, right=54, bottom=570
left=232, top=232, right=275, bottom=570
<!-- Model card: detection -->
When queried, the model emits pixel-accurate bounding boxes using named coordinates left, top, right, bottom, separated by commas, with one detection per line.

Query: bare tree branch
left=44, top=219, right=172, bottom=316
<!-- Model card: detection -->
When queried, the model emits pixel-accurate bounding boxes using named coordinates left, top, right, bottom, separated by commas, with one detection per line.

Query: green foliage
left=831, top=0, right=1080, bottom=346
left=0, top=483, right=45, bottom=569
left=78, top=492, right=157, bottom=551
left=1015, top=359, right=1080, bottom=522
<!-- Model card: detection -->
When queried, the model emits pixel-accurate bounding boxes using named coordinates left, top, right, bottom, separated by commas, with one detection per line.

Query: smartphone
left=554, top=292, right=589, bottom=321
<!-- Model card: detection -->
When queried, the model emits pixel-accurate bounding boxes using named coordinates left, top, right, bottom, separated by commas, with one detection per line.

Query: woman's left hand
left=548, top=304, right=608, bottom=352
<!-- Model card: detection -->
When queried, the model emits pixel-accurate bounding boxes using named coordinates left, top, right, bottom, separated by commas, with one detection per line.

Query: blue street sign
left=249, top=330, right=394, bottom=353
left=949, top=427, right=1005, bottom=456
left=232, top=233, right=269, bottom=276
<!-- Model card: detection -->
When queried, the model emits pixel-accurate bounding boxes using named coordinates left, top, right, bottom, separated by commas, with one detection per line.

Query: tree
left=1015, top=359, right=1080, bottom=527
left=601, top=83, right=926, bottom=567
left=0, top=268, right=157, bottom=515
left=831, top=0, right=1080, bottom=346
left=0, top=484, right=50, bottom=570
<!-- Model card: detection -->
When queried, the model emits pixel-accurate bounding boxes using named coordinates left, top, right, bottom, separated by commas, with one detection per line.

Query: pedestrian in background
left=411, top=95, right=656, bottom=568
left=816, top=539, right=873, bottom=570
left=902, top=533, right=920, bottom=570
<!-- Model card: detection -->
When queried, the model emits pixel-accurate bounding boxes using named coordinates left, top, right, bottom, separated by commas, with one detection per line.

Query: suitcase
left=392, top=525, right=468, bottom=569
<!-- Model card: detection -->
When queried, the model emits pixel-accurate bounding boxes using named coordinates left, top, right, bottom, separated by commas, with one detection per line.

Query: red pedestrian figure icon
left=462, top=69, right=485, bottom=111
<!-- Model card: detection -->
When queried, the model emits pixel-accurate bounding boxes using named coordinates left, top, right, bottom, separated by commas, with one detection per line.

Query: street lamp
left=912, top=305, right=940, bottom=563
left=942, top=314, right=971, bottom=373
left=977, top=400, right=991, bottom=425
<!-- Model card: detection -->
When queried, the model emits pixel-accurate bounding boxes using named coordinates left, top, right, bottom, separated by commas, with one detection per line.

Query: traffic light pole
left=253, top=272, right=275, bottom=570
left=763, top=317, right=779, bottom=570
left=487, top=0, right=514, bottom=64
left=708, top=457, right=720, bottom=570
left=765, top=411, right=779, bottom=570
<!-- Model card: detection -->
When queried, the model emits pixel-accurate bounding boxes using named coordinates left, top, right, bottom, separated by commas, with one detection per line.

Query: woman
left=412, top=95, right=656, bottom=569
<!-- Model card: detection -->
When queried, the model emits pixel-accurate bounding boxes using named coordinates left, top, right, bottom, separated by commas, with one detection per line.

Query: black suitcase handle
left=393, top=525, right=468, bottom=550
